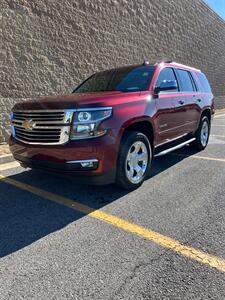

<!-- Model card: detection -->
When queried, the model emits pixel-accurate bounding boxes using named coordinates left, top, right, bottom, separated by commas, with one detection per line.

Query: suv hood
left=13, top=91, right=142, bottom=110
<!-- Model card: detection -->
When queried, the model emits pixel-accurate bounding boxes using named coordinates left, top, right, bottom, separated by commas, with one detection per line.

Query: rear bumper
left=9, top=132, right=119, bottom=185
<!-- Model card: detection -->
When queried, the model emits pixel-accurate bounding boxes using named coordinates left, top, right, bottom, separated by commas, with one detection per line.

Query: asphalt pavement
left=0, top=113, right=225, bottom=299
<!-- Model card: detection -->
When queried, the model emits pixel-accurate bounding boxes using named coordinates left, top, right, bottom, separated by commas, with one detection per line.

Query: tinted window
left=73, top=66, right=156, bottom=93
left=197, top=73, right=212, bottom=93
left=189, top=72, right=198, bottom=91
left=176, top=69, right=194, bottom=92
left=155, top=68, right=178, bottom=91
left=75, top=71, right=112, bottom=93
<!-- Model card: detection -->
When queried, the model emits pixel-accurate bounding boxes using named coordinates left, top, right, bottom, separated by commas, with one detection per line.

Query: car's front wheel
left=116, top=131, right=152, bottom=190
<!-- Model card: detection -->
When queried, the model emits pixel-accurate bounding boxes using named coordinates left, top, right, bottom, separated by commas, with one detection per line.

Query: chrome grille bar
left=11, top=110, right=73, bottom=145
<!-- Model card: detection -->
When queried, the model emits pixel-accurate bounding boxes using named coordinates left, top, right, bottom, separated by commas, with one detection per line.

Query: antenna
left=143, top=60, right=150, bottom=66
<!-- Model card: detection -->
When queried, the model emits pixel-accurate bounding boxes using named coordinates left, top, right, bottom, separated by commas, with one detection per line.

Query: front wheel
left=192, top=116, right=210, bottom=151
left=116, top=131, right=152, bottom=190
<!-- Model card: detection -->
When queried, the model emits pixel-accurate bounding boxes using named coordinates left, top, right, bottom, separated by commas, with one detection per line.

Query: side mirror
left=154, top=80, right=178, bottom=95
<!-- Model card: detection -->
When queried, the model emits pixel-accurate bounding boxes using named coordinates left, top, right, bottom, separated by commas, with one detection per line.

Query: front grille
left=11, top=110, right=72, bottom=145
left=13, top=111, right=65, bottom=121
left=14, top=127, right=62, bottom=143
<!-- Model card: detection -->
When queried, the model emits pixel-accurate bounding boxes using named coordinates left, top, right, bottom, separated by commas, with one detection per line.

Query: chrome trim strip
left=155, top=138, right=196, bottom=157
left=12, top=122, right=69, bottom=129
left=14, top=132, right=60, bottom=138
left=13, top=120, right=65, bottom=123
left=66, top=159, right=98, bottom=164
left=12, top=136, right=59, bottom=146
left=155, top=133, right=189, bottom=147
left=159, top=123, right=194, bottom=134
left=12, top=109, right=66, bottom=113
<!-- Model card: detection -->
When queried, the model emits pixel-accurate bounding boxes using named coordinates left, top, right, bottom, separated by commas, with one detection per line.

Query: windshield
left=73, top=66, right=156, bottom=93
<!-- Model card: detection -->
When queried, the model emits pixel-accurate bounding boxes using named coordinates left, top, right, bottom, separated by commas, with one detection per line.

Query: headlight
left=70, top=107, right=112, bottom=140
left=77, top=111, right=92, bottom=122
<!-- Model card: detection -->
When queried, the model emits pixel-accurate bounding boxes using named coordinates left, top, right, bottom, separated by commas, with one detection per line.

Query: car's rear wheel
left=192, top=116, right=210, bottom=150
left=116, top=131, right=152, bottom=190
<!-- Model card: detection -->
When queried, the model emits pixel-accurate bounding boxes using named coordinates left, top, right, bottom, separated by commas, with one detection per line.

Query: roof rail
left=154, top=60, right=173, bottom=65
left=160, top=61, right=201, bottom=72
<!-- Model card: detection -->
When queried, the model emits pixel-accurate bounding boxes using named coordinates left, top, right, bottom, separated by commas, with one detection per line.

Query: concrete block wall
left=1, top=0, right=225, bottom=143
left=215, top=96, right=225, bottom=110
left=0, top=98, right=25, bottom=143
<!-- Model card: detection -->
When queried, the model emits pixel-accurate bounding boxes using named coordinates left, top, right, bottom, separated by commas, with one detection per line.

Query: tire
left=116, top=131, right=152, bottom=190
left=192, top=116, right=210, bottom=151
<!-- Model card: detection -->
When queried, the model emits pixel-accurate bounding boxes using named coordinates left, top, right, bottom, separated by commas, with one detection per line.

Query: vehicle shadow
left=0, top=146, right=197, bottom=258
left=150, top=146, right=199, bottom=178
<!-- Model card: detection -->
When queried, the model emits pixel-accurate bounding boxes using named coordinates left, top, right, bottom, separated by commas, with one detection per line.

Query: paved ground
left=0, top=144, right=10, bottom=156
left=1, top=113, right=225, bottom=299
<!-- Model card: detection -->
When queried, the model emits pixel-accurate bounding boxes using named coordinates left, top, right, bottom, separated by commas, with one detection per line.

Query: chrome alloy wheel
left=125, top=141, right=149, bottom=184
left=200, top=120, right=209, bottom=147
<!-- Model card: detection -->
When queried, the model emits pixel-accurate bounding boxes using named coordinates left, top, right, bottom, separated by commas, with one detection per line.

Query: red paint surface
left=10, top=63, right=214, bottom=182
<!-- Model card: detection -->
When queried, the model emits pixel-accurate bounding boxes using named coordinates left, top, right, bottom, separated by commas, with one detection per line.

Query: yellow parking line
left=1, top=174, right=225, bottom=273
left=214, top=113, right=225, bottom=118
left=0, top=161, right=20, bottom=171
left=211, top=135, right=225, bottom=138
left=171, top=153, right=225, bottom=163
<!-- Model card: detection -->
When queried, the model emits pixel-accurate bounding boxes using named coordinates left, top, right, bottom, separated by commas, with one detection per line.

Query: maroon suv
left=10, top=61, right=214, bottom=189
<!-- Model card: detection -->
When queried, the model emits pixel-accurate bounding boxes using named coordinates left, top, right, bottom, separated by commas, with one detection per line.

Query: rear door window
left=189, top=72, right=198, bottom=91
left=176, top=69, right=194, bottom=92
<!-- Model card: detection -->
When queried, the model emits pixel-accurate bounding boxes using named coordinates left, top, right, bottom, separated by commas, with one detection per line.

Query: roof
left=158, top=61, right=201, bottom=72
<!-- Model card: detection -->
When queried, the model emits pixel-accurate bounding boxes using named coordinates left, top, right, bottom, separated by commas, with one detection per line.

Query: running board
left=154, top=138, right=196, bottom=157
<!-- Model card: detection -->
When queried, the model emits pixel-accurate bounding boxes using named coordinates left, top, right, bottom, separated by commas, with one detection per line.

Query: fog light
left=81, top=161, right=94, bottom=168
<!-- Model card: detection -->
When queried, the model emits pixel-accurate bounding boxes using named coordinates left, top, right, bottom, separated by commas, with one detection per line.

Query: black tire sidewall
left=116, top=131, right=152, bottom=190
left=195, top=116, right=210, bottom=150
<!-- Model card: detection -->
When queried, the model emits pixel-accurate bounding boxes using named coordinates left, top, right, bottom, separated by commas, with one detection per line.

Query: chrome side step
left=154, top=138, right=196, bottom=157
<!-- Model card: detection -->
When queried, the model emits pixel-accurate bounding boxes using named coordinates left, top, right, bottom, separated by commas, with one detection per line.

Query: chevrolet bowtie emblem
left=22, top=119, right=35, bottom=130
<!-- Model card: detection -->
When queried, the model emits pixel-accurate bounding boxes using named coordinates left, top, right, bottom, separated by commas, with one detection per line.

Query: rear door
left=175, top=69, right=199, bottom=132
left=154, top=67, right=186, bottom=145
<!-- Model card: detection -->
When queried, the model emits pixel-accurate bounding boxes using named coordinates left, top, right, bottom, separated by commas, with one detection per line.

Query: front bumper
left=14, top=154, right=115, bottom=185
left=9, top=131, right=119, bottom=185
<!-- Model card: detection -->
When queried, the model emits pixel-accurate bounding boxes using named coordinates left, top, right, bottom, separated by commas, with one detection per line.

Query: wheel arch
left=201, top=108, right=212, bottom=122
left=119, top=118, right=155, bottom=149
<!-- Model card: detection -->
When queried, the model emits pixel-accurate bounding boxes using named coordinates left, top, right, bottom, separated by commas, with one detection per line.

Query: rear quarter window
left=197, top=73, right=212, bottom=93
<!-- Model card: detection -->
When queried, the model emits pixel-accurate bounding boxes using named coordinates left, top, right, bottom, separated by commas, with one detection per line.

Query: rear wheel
left=116, top=131, right=152, bottom=190
left=192, top=116, right=210, bottom=150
